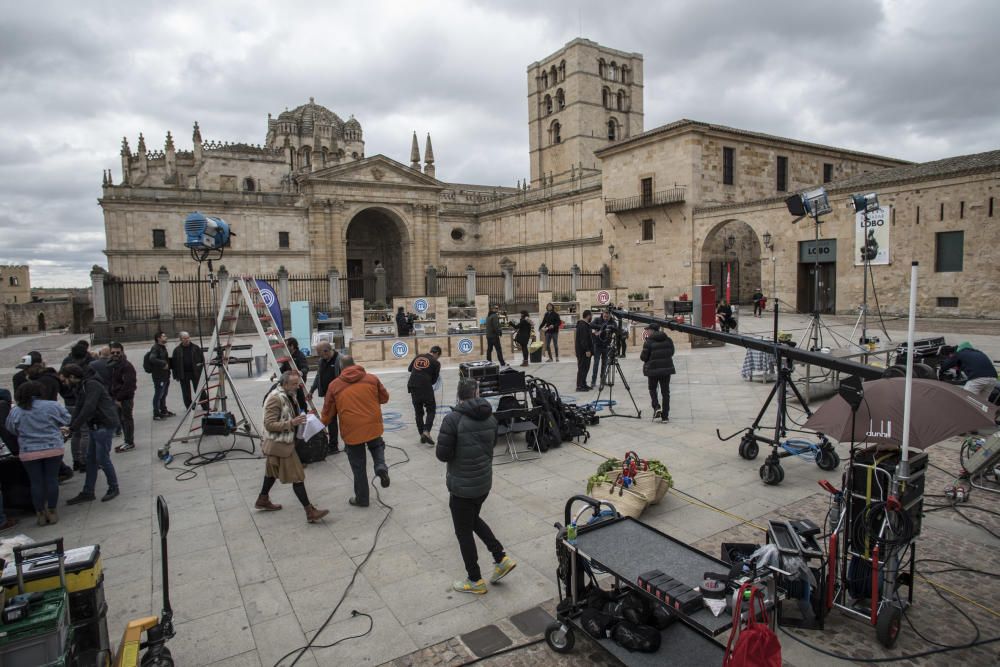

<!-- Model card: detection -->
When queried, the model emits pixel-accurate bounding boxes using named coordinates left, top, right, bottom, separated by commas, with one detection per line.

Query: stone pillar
left=502, top=265, right=514, bottom=304
left=600, top=263, right=611, bottom=289
left=425, top=265, right=438, bottom=297
left=277, top=265, right=290, bottom=322
left=465, top=265, right=476, bottom=304
left=157, top=266, right=173, bottom=320
left=374, top=265, right=387, bottom=305
left=90, top=266, right=107, bottom=323
left=538, top=263, right=549, bottom=293
left=570, top=263, right=581, bottom=296
left=329, top=268, right=342, bottom=313
left=649, top=285, right=666, bottom=319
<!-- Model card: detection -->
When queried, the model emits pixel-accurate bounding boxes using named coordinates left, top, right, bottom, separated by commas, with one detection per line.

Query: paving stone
left=460, top=624, right=512, bottom=658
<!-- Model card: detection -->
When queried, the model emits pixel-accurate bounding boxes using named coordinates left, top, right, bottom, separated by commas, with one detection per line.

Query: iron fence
left=289, top=274, right=330, bottom=312
left=434, top=274, right=468, bottom=300
left=104, top=275, right=158, bottom=321
left=342, top=276, right=377, bottom=305
left=580, top=272, right=604, bottom=290
left=170, top=276, right=216, bottom=318
left=477, top=273, right=505, bottom=306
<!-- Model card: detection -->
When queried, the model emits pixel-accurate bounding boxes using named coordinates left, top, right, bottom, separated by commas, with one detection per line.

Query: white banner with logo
left=855, top=205, right=891, bottom=266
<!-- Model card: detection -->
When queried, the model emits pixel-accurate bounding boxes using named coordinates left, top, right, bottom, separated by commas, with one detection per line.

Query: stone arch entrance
left=700, top=220, right=762, bottom=305
left=345, top=207, right=409, bottom=302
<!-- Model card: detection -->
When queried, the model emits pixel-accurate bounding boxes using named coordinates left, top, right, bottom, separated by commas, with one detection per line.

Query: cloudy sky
left=1, top=0, right=997, bottom=287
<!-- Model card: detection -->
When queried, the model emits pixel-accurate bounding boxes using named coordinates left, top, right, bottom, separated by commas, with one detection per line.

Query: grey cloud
left=1, top=0, right=997, bottom=286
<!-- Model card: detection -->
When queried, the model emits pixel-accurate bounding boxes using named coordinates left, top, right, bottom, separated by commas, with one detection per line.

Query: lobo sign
left=596, top=290, right=611, bottom=305
left=854, top=205, right=891, bottom=266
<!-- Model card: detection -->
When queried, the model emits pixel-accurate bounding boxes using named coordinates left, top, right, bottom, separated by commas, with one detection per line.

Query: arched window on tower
left=617, top=90, right=625, bottom=111
left=544, top=94, right=553, bottom=115
left=607, top=119, right=618, bottom=141
left=551, top=121, right=561, bottom=145
left=549, top=65, right=558, bottom=85
left=301, top=146, right=311, bottom=167
left=559, top=60, right=566, bottom=81
left=621, top=66, right=629, bottom=84
left=602, top=88, right=609, bottom=109
left=243, top=177, right=256, bottom=192
left=609, top=61, right=618, bottom=81
left=541, top=71, right=548, bottom=88
left=321, top=147, right=328, bottom=166
left=598, top=58, right=606, bottom=78
left=556, top=88, right=565, bottom=110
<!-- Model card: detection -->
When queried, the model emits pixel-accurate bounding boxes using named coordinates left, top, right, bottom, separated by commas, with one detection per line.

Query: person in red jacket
left=320, top=356, right=390, bottom=507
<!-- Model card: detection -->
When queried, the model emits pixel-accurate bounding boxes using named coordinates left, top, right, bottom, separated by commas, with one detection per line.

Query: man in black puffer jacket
left=640, top=323, right=676, bottom=422
left=61, top=364, right=120, bottom=504
left=436, top=378, right=516, bottom=595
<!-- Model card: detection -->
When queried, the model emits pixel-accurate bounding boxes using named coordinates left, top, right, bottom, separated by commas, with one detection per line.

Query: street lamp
left=762, top=231, right=776, bottom=301
left=724, top=234, right=736, bottom=251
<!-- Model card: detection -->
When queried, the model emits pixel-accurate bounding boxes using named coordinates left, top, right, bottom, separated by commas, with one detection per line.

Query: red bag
left=723, top=583, right=781, bottom=667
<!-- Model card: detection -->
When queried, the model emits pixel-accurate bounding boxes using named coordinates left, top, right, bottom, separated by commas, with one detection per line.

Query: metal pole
left=899, top=261, right=918, bottom=480
left=813, top=215, right=821, bottom=316
left=861, top=211, right=870, bottom=345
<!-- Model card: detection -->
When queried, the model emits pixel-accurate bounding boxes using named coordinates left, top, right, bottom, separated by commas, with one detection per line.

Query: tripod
left=593, top=329, right=641, bottom=419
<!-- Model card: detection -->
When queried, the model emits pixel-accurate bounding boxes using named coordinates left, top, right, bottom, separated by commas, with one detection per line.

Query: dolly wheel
left=739, top=436, right=759, bottom=460
left=545, top=621, right=575, bottom=653
left=876, top=606, right=902, bottom=648
left=817, top=448, right=840, bottom=471
left=760, top=462, right=783, bottom=485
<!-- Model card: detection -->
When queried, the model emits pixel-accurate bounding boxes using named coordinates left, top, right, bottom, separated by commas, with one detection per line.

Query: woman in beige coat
left=255, top=371, right=329, bottom=523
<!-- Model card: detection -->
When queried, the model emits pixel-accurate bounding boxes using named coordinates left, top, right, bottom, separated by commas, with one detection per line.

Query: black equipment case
left=459, top=361, right=499, bottom=396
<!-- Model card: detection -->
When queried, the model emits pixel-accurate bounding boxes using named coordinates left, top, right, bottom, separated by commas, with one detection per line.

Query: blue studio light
left=184, top=211, right=231, bottom=250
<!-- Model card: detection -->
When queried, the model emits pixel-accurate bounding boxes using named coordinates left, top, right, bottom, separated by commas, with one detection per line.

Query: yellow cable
left=918, top=574, right=1000, bottom=618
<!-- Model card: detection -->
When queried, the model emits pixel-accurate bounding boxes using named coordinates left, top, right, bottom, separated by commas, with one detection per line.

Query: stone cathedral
left=100, top=38, right=1000, bottom=318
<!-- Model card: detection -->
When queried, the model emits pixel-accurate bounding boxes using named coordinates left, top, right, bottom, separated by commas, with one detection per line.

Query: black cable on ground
left=161, top=433, right=261, bottom=481
left=274, top=442, right=410, bottom=667
left=780, top=626, right=1000, bottom=662
left=901, top=565, right=980, bottom=649
left=457, top=637, right=546, bottom=666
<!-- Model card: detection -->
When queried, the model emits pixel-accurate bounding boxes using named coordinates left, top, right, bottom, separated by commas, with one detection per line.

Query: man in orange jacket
left=320, top=356, right=390, bottom=507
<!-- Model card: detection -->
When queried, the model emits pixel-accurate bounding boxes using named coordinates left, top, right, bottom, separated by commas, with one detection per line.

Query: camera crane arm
left=607, top=307, right=884, bottom=381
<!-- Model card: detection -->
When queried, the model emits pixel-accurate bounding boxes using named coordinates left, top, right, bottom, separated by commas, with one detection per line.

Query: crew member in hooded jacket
left=640, top=323, right=676, bottom=422
left=436, top=378, right=516, bottom=595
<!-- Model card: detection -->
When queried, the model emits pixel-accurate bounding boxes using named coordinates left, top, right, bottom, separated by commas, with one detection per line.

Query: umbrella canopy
left=804, top=377, right=997, bottom=450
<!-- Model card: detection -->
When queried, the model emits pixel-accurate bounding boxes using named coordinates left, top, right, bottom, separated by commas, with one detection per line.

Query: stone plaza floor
left=0, top=312, right=997, bottom=666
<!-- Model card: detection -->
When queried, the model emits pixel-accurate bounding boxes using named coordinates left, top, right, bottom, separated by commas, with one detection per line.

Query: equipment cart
left=546, top=496, right=778, bottom=665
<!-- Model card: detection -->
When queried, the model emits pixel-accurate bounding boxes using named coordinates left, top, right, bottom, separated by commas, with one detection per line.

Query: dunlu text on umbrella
left=867, top=420, right=893, bottom=438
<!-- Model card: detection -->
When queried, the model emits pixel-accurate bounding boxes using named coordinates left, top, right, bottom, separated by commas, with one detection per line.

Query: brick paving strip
left=384, top=436, right=1000, bottom=667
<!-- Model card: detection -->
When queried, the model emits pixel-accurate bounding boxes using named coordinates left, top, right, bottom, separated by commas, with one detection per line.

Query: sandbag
left=650, top=603, right=677, bottom=630
left=295, top=429, right=328, bottom=464
left=580, top=608, right=617, bottom=639
left=611, top=621, right=661, bottom=653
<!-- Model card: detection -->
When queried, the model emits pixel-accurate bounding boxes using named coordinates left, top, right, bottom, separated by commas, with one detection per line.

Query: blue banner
left=255, top=279, right=284, bottom=335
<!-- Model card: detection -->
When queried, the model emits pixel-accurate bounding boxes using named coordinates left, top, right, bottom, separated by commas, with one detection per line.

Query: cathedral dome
left=277, top=98, right=343, bottom=134
left=344, top=116, right=361, bottom=130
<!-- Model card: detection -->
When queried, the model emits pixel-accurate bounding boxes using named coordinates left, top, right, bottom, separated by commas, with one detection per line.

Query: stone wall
left=694, top=171, right=1000, bottom=318
left=1, top=300, right=77, bottom=336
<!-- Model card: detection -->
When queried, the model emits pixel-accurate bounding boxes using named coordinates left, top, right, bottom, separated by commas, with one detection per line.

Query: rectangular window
left=776, top=156, right=788, bottom=192
left=916, top=206, right=920, bottom=224
left=641, top=219, right=655, bottom=241
left=640, top=177, right=653, bottom=205
left=935, top=231, right=964, bottom=272
left=959, top=201, right=964, bottom=219
left=823, top=163, right=833, bottom=183
left=990, top=196, right=994, bottom=217
left=936, top=297, right=959, bottom=308
left=940, top=203, right=945, bottom=221
left=152, top=229, right=166, bottom=248
left=278, top=231, right=290, bottom=248
left=722, top=147, right=735, bottom=185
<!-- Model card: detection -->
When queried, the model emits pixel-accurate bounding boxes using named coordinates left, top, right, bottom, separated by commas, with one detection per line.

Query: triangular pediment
left=301, top=155, right=443, bottom=188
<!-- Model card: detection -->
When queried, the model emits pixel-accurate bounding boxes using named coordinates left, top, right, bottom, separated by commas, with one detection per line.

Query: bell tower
left=527, top=38, right=644, bottom=187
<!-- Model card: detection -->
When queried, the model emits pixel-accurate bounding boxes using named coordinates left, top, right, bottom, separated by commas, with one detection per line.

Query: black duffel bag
left=296, top=430, right=329, bottom=464
left=611, top=621, right=661, bottom=653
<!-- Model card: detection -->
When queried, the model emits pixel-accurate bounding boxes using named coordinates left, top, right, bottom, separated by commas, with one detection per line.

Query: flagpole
left=898, top=261, right=918, bottom=481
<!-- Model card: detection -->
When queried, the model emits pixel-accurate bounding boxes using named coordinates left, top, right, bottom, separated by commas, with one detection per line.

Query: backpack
left=723, top=583, right=781, bottom=667
left=142, top=350, right=154, bottom=374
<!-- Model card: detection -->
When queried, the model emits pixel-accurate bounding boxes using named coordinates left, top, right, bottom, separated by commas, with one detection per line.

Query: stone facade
left=0, top=265, right=31, bottom=304
left=98, top=38, right=999, bottom=319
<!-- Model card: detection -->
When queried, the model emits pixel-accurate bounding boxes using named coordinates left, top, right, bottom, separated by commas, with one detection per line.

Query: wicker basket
left=633, top=470, right=671, bottom=505
left=590, top=480, right=649, bottom=518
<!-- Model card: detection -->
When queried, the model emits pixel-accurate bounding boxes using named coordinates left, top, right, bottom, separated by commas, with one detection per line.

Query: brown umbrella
left=803, top=377, right=997, bottom=450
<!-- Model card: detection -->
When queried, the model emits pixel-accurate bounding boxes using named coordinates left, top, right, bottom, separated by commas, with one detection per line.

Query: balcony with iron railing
left=604, top=187, right=686, bottom=214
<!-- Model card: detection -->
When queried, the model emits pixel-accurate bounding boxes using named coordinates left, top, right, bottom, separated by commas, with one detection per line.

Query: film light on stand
left=785, top=187, right=831, bottom=221
left=851, top=192, right=880, bottom=213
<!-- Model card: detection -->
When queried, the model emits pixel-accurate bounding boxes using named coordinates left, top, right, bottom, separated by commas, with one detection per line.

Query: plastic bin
left=0, top=589, right=72, bottom=666
left=254, top=355, right=268, bottom=376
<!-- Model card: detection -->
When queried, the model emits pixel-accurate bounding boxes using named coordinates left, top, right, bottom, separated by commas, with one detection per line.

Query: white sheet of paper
left=297, top=414, right=324, bottom=441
